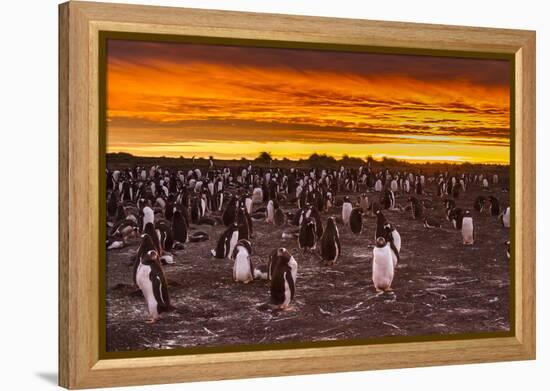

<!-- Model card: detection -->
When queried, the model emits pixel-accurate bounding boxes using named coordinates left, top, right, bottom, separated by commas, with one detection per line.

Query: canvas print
left=104, top=39, right=512, bottom=353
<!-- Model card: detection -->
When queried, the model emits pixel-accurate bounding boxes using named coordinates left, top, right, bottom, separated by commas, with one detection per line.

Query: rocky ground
left=105, top=181, right=511, bottom=352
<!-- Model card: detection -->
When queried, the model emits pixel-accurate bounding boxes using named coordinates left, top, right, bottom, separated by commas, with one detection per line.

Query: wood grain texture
left=58, top=1, right=536, bottom=389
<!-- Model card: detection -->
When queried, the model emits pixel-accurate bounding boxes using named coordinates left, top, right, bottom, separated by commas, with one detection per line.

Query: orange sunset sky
left=106, top=40, right=511, bottom=164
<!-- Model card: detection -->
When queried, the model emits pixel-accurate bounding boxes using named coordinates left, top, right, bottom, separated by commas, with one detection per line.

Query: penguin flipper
left=150, top=263, right=170, bottom=309
left=285, top=269, right=296, bottom=301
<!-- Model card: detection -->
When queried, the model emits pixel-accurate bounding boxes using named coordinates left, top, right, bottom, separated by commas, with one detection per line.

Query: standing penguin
left=273, top=201, right=286, bottom=226
left=211, top=223, right=239, bottom=259
left=298, top=217, right=317, bottom=251
left=449, top=207, right=464, bottom=230
left=171, top=210, right=188, bottom=245
left=489, top=196, right=500, bottom=216
left=408, top=196, right=424, bottom=220
left=461, top=211, right=474, bottom=245
left=500, top=206, right=511, bottom=228
left=320, top=217, right=341, bottom=265
left=142, top=206, right=154, bottom=231
left=505, top=240, right=511, bottom=259
left=267, top=247, right=298, bottom=282
left=341, top=196, right=353, bottom=226
left=372, top=237, right=394, bottom=292
left=266, top=200, right=275, bottom=223
left=134, top=249, right=174, bottom=323
left=349, top=207, right=363, bottom=234
left=222, top=196, right=237, bottom=226
left=359, top=193, right=369, bottom=214
left=231, top=239, right=254, bottom=283
left=473, top=195, right=486, bottom=213
left=269, top=248, right=298, bottom=310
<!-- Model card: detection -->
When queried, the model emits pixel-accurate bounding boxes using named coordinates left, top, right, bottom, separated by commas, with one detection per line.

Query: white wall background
left=0, top=0, right=546, bottom=389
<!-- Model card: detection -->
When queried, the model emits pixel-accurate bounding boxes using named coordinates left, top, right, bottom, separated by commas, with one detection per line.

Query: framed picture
left=59, top=1, right=536, bottom=389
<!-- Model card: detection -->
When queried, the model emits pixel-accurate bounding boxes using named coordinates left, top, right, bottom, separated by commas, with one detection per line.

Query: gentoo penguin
left=408, top=196, right=424, bottom=220
left=384, top=223, right=401, bottom=267
left=171, top=210, right=188, bottom=245
left=423, top=216, right=441, bottom=229
left=298, top=217, right=317, bottom=251
left=381, top=189, right=395, bottom=210
left=505, top=240, right=511, bottom=259
left=143, top=222, right=162, bottom=256
left=461, top=211, right=474, bottom=245
left=252, top=187, right=263, bottom=204
left=269, top=248, right=298, bottom=310
left=349, top=207, right=363, bottom=234
left=448, top=207, right=464, bottom=229
left=231, top=239, right=254, bottom=283
left=142, top=206, right=154, bottom=231
left=341, top=196, right=353, bottom=226
left=500, top=206, right=511, bottom=228
left=273, top=202, right=286, bottom=226
left=489, top=196, right=500, bottom=216
left=236, top=207, right=250, bottom=241
left=266, top=200, right=275, bottom=223
left=107, top=191, right=118, bottom=217
left=135, top=249, right=174, bottom=323
left=375, top=210, right=388, bottom=241
left=474, top=195, right=486, bottom=213
left=374, top=179, right=383, bottom=192
left=267, top=247, right=298, bottom=281
left=222, top=196, right=237, bottom=226
left=372, top=237, right=394, bottom=292
left=359, top=193, right=369, bottom=214
left=211, top=223, right=239, bottom=259
left=482, top=178, right=489, bottom=189
left=320, top=217, right=341, bottom=265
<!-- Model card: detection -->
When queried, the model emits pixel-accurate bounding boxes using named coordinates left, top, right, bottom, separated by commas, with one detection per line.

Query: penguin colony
left=106, top=162, right=511, bottom=325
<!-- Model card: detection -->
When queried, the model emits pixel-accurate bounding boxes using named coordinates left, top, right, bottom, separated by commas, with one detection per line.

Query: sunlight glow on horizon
left=106, top=40, right=511, bottom=164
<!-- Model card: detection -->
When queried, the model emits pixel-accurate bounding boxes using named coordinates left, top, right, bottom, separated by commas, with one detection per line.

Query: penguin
left=171, top=210, right=188, bottom=245
left=349, top=207, right=363, bottom=234
left=135, top=249, right=174, bottom=323
left=505, top=240, right=510, bottom=259
left=273, top=202, right=286, bottom=226
left=489, top=196, right=500, bottom=216
left=408, top=196, right=424, bottom=220
left=269, top=248, right=298, bottom=310
left=372, top=237, right=394, bottom=292
left=448, top=207, right=464, bottom=229
left=236, top=207, right=250, bottom=241
left=107, top=191, right=118, bottom=218
left=298, top=217, right=317, bottom=251
left=156, top=221, right=174, bottom=252
left=211, top=223, right=239, bottom=259
left=461, top=211, right=474, bottom=245
left=222, top=196, right=237, bottom=226
left=374, top=179, right=383, bottom=192
left=374, top=210, right=388, bottom=241
left=266, top=200, right=275, bottom=223
left=500, top=206, right=511, bottom=228
left=384, top=223, right=401, bottom=267
left=267, top=247, right=298, bottom=281
left=142, top=206, right=154, bottom=232
left=423, top=216, right=441, bottom=229
left=341, top=196, right=352, bottom=226
left=143, top=222, right=162, bottom=256
left=320, top=217, right=341, bottom=265
left=231, top=239, right=254, bottom=283
left=252, top=187, right=263, bottom=204
left=359, top=193, right=369, bottom=214
left=474, top=195, right=486, bottom=213
left=381, top=189, right=395, bottom=210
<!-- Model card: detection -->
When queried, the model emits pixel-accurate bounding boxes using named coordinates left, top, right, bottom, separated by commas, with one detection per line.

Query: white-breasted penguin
left=171, top=210, right=188, bottom=245
left=231, top=239, right=254, bottom=283
left=372, top=237, right=395, bottom=292
left=142, top=206, right=154, bottom=231
left=211, top=223, right=239, bottom=259
left=135, top=249, right=174, bottom=323
left=320, top=217, right=341, bottom=265
left=341, top=196, right=353, bottom=226
left=500, top=206, right=511, bottom=228
left=269, top=248, right=298, bottom=310
left=349, top=207, right=363, bottom=234
left=461, top=211, right=474, bottom=245
left=266, top=200, right=275, bottom=223
left=298, top=217, right=317, bottom=251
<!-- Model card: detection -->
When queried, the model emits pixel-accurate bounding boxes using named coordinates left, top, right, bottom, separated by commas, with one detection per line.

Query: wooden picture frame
left=59, top=1, right=536, bottom=389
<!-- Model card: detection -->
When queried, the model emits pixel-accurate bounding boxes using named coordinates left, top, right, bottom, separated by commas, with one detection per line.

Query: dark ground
left=106, top=179, right=511, bottom=352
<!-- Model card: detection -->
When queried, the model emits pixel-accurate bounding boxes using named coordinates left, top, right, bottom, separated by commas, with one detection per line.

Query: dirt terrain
left=106, top=178, right=511, bottom=352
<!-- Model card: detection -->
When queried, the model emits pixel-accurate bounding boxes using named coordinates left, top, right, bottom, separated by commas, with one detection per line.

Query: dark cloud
left=107, top=39, right=510, bottom=87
